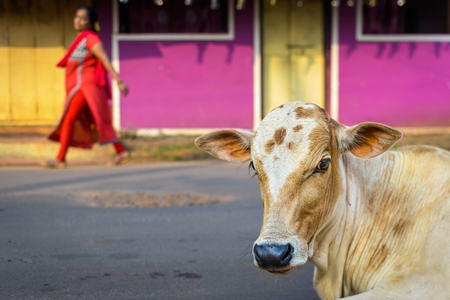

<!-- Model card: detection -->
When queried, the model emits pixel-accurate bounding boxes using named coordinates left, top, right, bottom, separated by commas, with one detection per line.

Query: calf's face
left=249, top=102, right=342, bottom=273
left=195, top=101, right=402, bottom=274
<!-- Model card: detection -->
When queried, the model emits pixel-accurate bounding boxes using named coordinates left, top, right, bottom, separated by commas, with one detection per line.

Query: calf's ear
left=194, top=129, right=253, bottom=162
left=339, top=122, right=403, bottom=159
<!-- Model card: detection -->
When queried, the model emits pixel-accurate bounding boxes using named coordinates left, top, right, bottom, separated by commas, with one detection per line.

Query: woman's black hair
left=77, top=6, right=98, bottom=32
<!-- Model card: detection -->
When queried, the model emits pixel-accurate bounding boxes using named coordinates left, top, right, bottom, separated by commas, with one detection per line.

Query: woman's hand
left=117, top=81, right=129, bottom=96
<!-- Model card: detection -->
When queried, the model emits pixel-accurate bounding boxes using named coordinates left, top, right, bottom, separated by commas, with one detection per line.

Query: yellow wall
left=262, top=0, right=325, bottom=115
left=0, top=0, right=92, bottom=126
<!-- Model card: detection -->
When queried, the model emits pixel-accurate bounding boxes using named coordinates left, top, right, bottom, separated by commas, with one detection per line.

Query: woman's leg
left=56, top=91, right=88, bottom=162
left=112, top=141, right=126, bottom=155
left=105, top=141, right=130, bottom=166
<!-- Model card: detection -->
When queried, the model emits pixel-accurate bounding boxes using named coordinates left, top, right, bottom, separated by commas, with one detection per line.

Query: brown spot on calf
left=293, top=125, right=303, bottom=132
left=295, top=107, right=316, bottom=119
left=265, top=140, right=275, bottom=154
left=273, top=127, right=287, bottom=145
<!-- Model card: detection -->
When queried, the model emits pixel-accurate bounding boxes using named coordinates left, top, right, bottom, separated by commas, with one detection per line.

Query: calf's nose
left=253, top=243, right=293, bottom=268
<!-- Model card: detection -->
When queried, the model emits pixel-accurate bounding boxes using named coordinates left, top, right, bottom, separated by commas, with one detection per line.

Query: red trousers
left=56, top=91, right=125, bottom=162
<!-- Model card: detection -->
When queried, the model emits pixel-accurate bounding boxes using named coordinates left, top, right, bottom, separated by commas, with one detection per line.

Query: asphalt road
left=0, top=161, right=318, bottom=300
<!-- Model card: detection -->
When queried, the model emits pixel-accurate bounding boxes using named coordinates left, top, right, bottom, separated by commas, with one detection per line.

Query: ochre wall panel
left=36, top=0, right=66, bottom=121
left=0, top=0, right=92, bottom=125
left=0, top=0, right=11, bottom=121
left=9, top=0, right=37, bottom=121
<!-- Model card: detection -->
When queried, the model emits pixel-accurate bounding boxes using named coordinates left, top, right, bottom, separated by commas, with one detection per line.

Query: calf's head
left=195, top=101, right=402, bottom=274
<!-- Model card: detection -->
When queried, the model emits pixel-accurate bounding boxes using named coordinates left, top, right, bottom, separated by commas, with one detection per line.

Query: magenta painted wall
left=114, top=4, right=254, bottom=130
left=338, top=6, right=450, bottom=127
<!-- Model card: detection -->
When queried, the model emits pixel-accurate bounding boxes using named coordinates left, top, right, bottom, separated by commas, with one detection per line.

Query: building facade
left=1, top=0, right=449, bottom=134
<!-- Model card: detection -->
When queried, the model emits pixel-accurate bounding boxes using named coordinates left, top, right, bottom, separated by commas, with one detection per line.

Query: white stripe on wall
left=253, top=0, right=262, bottom=130
left=111, top=0, right=121, bottom=130
left=330, top=4, right=339, bottom=121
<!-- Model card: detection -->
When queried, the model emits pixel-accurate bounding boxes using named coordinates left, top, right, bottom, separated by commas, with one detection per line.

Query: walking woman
left=41, top=6, right=130, bottom=168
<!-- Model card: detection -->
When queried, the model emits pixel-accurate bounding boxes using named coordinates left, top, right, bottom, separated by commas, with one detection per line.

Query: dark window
left=363, top=0, right=450, bottom=34
left=118, top=0, right=229, bottom=34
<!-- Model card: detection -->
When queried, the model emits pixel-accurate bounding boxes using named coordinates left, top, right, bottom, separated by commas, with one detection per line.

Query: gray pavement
left=0, top=161, right=318, bottom=300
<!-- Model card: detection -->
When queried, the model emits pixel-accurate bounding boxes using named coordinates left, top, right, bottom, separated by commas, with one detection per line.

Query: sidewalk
left=0, top=127, right=210, bottom=167
left=0, top=135, right=113, bottom=167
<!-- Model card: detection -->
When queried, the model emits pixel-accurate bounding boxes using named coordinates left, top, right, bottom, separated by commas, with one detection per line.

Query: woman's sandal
left=106, top=151, right=131, bottom=167
left=40, top=159, right=66, bottom=169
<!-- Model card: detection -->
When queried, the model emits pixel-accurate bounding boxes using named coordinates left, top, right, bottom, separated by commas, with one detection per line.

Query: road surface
left=0, top=161, right=318, bottom=300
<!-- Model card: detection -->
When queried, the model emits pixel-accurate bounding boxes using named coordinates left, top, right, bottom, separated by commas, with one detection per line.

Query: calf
left=195, top=101, right=450, bottom=299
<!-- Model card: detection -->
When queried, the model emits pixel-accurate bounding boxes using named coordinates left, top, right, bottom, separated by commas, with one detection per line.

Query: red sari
left=49, top=30, right=117, bottom=149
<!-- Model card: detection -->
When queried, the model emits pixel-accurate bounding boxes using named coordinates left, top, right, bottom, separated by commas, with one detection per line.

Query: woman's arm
left=90, top=42, right=129, bottom=96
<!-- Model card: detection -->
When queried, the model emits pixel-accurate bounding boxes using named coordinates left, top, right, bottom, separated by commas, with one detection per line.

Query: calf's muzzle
left=253, top=242, right=293, bottom=269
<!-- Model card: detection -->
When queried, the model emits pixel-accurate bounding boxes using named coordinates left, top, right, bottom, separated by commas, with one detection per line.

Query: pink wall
left=116, top=5, right=254, bottom=130
left=338, top=6, right=450, bottom=127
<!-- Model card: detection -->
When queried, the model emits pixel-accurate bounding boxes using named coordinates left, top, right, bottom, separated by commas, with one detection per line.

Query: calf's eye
left=313, top=158, right=331, bottom=174
left=249, top=161, right=258, bottom=177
